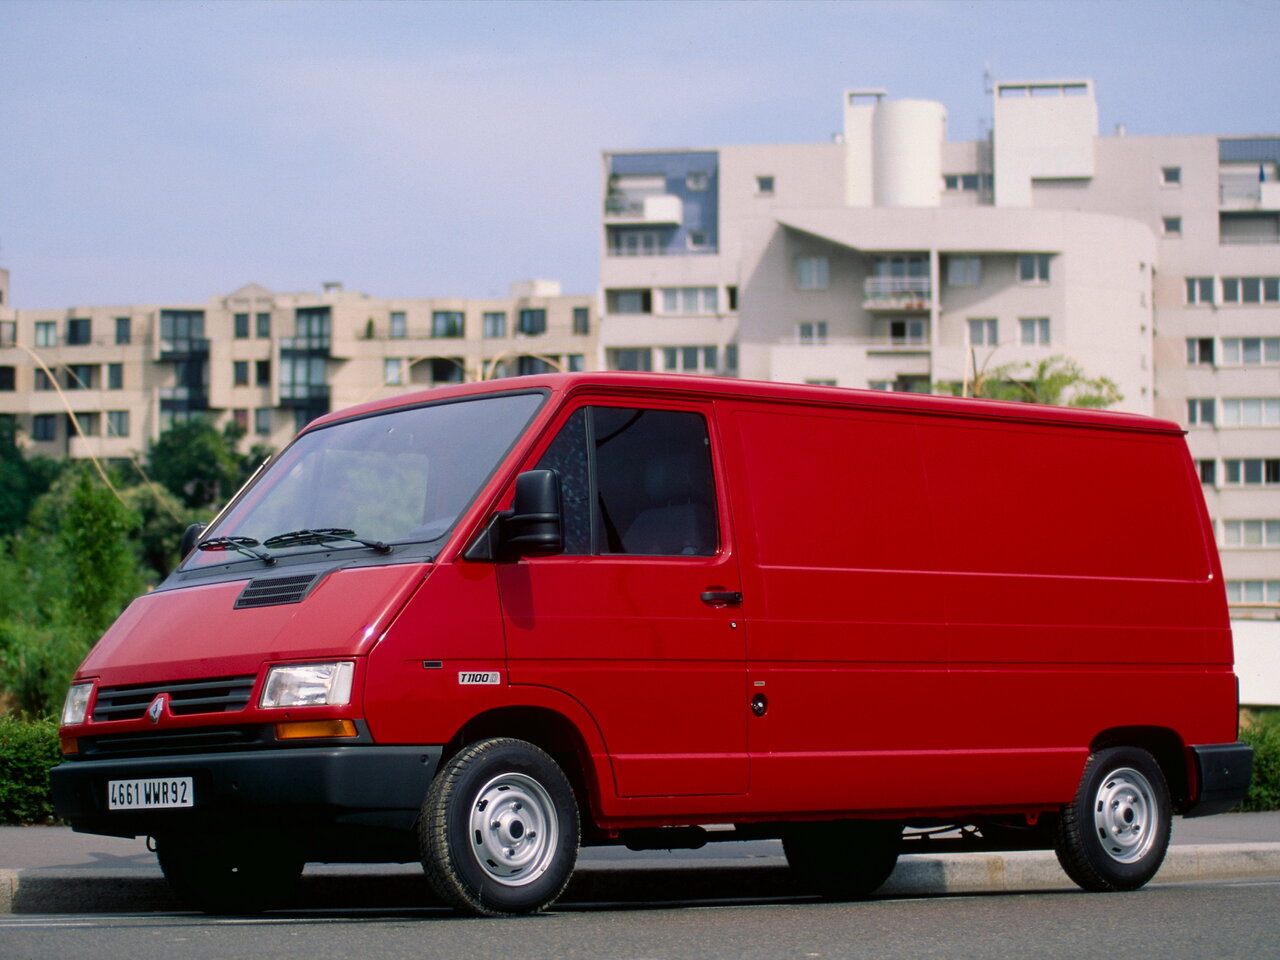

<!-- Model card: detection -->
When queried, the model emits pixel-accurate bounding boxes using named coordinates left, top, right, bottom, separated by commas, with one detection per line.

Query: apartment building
left=600, top=79, right=1280, bottom=629
left=0, top=278, right=596, bottom=458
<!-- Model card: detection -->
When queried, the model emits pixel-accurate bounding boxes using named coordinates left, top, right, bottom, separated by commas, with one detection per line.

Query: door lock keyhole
left=750, top=693, right=768, bottom=717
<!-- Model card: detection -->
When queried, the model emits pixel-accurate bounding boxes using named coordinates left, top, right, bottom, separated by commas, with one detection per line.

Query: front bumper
left=50, top=744, right=442, bottom=839
left=1184, top=741, right=1254, bottom=818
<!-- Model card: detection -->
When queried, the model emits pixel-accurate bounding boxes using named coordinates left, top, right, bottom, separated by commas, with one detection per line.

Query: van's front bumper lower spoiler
left=50, top=745, right=443, bottom=838
left=1184, top=741, right=1254, bottom=817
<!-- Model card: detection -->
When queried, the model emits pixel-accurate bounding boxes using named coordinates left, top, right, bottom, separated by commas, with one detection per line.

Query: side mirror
left=463, top=469, right=563, bottom=562
left=502, top=469, right=563, bottom=559
left=179, top=522, right=207, bottom=560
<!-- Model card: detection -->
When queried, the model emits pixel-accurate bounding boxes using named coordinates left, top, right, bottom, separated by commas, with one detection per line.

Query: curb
left=2, top=843, right=1278, bottom=914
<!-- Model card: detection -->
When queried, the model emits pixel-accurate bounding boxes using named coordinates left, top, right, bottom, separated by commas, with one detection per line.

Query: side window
left=534, top=406, right=718, bottom=557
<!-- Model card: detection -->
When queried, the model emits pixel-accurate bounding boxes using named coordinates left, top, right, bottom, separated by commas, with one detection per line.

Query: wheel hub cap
left=1093, top=766, right=1157, bottom=863
left=468, top=773, right=557, bottom=886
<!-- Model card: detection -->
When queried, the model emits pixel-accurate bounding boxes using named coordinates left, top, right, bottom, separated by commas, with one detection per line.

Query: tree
left=145, top=420, right=272, bottom=510
left=0, top=467, right=147, bottom=717
left=0, top=419, right=66, bottom=536
left=939, top=354, right=1123, bottom=409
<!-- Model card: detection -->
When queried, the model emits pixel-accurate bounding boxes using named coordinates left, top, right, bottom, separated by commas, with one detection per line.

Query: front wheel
left=419, top=738, right=580, bottom=916
left=783, top=819, right=901, bottom=900
left=1055, top=745, right=1172, bottom=892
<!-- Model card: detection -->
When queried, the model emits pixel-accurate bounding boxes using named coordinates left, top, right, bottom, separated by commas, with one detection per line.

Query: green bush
left=0, top=714, right=62, bottom=825
left=1239, top=710, right=1280, bottom=812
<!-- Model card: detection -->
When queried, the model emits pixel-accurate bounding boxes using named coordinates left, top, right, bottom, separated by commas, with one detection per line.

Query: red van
left=52, top=373, right=1252, bottom=915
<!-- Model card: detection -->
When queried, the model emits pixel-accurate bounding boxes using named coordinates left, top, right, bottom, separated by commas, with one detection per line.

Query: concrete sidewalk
left=2, top=813, right=1278, bottom=913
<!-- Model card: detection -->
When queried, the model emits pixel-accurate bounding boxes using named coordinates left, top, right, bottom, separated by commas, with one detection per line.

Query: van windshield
left=182, top=391, right=544, bottom=568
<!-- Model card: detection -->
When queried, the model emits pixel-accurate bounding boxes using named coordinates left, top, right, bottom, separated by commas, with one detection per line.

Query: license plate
left=107, top=777, right=194, bottom=810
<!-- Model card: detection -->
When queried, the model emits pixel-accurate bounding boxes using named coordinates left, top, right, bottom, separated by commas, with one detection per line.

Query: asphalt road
left=1, top=879, right=1277, bottom=960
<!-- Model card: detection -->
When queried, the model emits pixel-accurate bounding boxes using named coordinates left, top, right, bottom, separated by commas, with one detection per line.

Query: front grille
left=81, top=725, right=268, bottom=758
left=92, top=675, right=256, bottom=722
left=235, top=574, right=319, bottom=609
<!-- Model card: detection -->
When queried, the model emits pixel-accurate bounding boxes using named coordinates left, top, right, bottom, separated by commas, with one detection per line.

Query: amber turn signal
left=274, top=720, right=358, bottom=740
left=59, top=738, right=79, bottom=756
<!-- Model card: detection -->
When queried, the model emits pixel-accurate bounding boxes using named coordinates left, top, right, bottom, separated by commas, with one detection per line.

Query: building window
left=573, top=307, right=590, bottom=335
left=1222, top=520, right=1280, bottom=547
left=1187, top=398, right=1215, bottom=426
left=1186, top=338, right=1215, bottom=365
left=686, top=171, right=709, bottom=191
left=610, top=230, right=662, bottom=256
left=566, top=354, right=585, bottom=372
left=483, top=312, right=507, bottom=338
left=107, top=363, right=123, bottom=390
left=1221, top=398, right=1280, bottom=426
left=756, top=175, right=775, bottom=195
left=384, top=358, right=404, bottom=385
left=432, top=311, right=464, bottom=338
left=662, top=345, right=719, bottom=374
left=1197, top=459, right=1216, bottom=485
left=1185, top=277, right=1215, bottom=304
left=968, top=318, right=998, bottom=346
left=233, top=361, right=250, bottom=386
left=106, top=410, right=129, bottom=437
left=256, top=313, right=272, bottom=338
left=890, top=320, right=926, bottom=344
left=0, top=366, right=13, bottom=391
left=66, top=318, right=91, bottom=345
left=606, top=290, right=651, bottom=315
left=660, top=287, right=717, bottom=315
left=1017, top=253, right=1051, bottom=284
left=1224, top=458, right=1280, bottom=485
left=947, top=256, right=982, bottom=287
left=32, top=414, right=56, bottom=441
left=35, top=321, right=57, bottom=347
left=1225, top=580, right=1280, bottom=604
left=72, top=412, right=101, bottom=437
left=35, top=369, right=55, bottom=391
left=608, top=348, right=653, bottom=371
left=254, top=408, right=272, bottom=435
left=432, top=357, right=466, bottom=382
left=67, top=364, right=97, bottom=390
left=517, top=309, right=547, bottom=335
left=115, top=317, right=131, bottom=345
left=0, top=321, right=15, bottom=346
left=1162, top=216, right=1182, bottom=237
left=234, top=313, right=250, bottom=339
left=944, top=173, right=993, bottom=192
left=797, top=321, right=828, bottom=344
left=256, top=360, right=271, bottom=386
left=1222, top=337, right=1280, bottom=365
left=1161, top=166, right=1182, bottom=186
left=1222, top=276, right=1280, bottom=304
left=726, top=286, right=738, bottom=311
left=1019, top=317, right=1051, bottom=346
left=795, top=257, right=829, bottom=290
left=390, top=311, right=407, bottom=339
left=687, top=230, right=711, bottom=250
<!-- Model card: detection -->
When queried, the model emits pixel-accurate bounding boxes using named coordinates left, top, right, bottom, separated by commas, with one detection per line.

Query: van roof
left=307, top=373, right=1184, bottom=437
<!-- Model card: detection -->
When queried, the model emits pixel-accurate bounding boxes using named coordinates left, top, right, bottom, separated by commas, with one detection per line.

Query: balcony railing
left=280, top=335, right=331, bottom=353
left=159, top=337, right=210, bottom=360
left=603, top=193, right=683, bottom=225
left=862, top=277, right=932, bottom=311
left=279, top=384, right=331, bottom=407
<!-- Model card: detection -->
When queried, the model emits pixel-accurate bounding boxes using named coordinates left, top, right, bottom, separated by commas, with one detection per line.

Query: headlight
left=260, top=661, right=354, bottom=708
left=62, top=682, right=94, bottom=726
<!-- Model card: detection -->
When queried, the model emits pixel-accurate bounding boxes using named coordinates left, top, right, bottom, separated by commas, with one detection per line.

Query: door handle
left=700, top=590, right=743, bottom=606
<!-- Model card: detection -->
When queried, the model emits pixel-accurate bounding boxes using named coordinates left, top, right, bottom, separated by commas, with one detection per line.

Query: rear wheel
left=419, top=738, right=579, bottom=916
left=156, top=830, right=303, bottom=914
left=783, top=819, right=901, bottom=900
left=1055, top=745, right=1171, bottom=892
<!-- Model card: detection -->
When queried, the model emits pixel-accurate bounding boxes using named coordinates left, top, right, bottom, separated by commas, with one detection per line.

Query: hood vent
left=235, top=573, right=320, bottom=609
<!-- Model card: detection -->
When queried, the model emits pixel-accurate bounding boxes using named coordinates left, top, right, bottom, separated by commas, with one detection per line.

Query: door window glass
left=535, top=406, right=718, bottom=557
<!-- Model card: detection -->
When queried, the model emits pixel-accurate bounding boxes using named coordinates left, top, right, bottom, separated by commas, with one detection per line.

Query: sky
left=2, top=0, right=1279, bottom=309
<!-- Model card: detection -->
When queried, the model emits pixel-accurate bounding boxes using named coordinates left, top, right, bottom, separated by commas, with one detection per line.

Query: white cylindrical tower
left=872, top=99, right=947, bottom=207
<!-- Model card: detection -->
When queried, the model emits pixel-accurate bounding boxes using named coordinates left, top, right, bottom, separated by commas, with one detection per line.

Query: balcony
left=862, top=278, right=932, bottom=312
left=603, top=193, right=683, bottom=225
left=159, top=337, right=210, bottom=361
left=280, top=334, right=331, bottom=354
left=279, top=384, right=331, bottom=408
left=1220, top=173, right=1280, bottom=211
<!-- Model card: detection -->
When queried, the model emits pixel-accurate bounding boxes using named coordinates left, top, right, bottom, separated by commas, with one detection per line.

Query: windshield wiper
left=196, top=536, right=276, bottom=565
left=261, top=528, right=392, bottom=554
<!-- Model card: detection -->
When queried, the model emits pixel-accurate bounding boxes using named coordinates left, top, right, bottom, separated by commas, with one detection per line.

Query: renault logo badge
left=147, top=695, right=167, bottom=724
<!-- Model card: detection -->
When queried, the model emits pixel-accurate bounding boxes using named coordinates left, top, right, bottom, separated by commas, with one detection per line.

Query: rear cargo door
left=496, top=400, right=748, bottom=798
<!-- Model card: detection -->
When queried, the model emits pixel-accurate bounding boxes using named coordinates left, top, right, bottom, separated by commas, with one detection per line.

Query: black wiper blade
left=261, top=528, right=392, bottom=554
left=196, top=536, right=276, bottom=565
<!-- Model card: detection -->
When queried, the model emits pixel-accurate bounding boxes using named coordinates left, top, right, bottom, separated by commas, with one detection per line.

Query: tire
left=156, top=830, right=303, bottom=914
left=1055, top=745, right=1172, bottom=892
left=783, top=819, right=901, bottom=900
left=419, top=738, right=580, bottom=917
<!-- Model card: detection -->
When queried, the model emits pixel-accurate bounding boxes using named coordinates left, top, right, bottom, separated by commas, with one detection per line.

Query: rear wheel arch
left=1090, top=726, right=1189, bottom=809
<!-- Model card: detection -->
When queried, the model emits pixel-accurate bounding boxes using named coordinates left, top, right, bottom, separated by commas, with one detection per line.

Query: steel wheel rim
left=468, top=772, right=558, bottom=887
left=1092, top=766, right=1158, bottom=864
